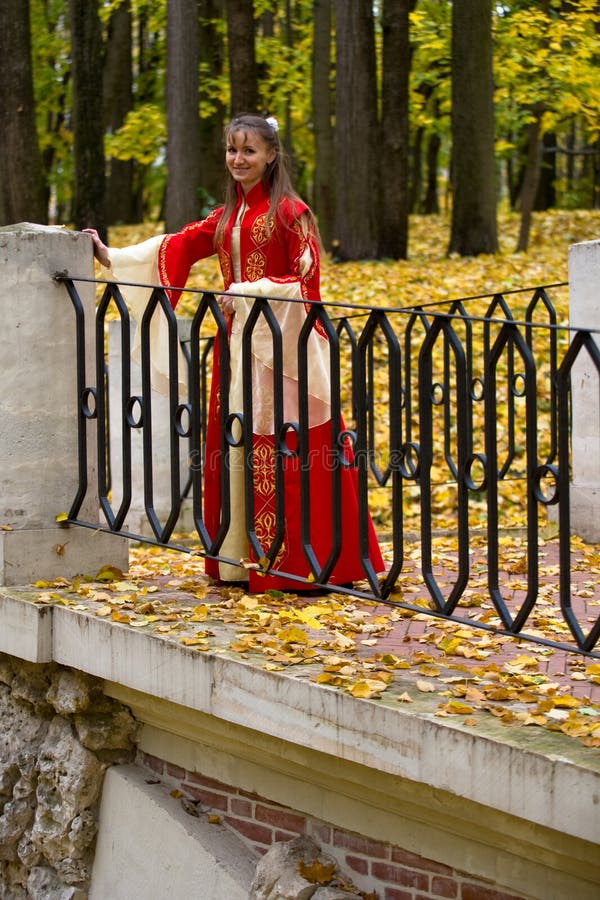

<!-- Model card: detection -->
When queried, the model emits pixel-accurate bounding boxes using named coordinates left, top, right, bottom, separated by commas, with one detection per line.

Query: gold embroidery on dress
left=250, top=213, right=268, bottom=245
left=219, top=249, right=232, bottom=286
left=245, top=249, right=266, bottom=281
left=253, top=441, right=274, bottom=496
left=157, top=233, right=173, bottom=288
left=251, top=439, right=286, bottom=568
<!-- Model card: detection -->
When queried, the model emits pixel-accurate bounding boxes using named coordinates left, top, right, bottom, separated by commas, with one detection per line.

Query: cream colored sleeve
left=103, top=235, right=187, bottom=399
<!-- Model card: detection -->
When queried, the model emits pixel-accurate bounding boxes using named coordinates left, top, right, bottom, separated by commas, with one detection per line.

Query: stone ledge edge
left=1, top=590, right=598, bottom=845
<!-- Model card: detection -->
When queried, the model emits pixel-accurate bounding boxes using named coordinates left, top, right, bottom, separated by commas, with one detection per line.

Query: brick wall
left=139, top=751, right=524, bottom=900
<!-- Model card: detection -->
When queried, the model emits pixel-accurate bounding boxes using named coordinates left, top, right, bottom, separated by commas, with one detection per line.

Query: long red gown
left=111, top=181, right=384, bottom=591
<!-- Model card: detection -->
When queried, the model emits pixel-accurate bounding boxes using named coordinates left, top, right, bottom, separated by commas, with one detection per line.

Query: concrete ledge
left=1, top=589, right=599, bottom=853
left=0, top=592, right=53, bottom=662
left=0, top=526, right=129, bottom=587
left=89, top=764, right=255, bottom=899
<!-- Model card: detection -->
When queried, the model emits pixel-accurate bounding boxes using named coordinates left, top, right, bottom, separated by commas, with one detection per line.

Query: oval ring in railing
left=337, top=429, right=357, bottom=468
left=511, top=372, right=527, bottom=397
left=174, top=403, right=192, bottom=438
left=533, top=463, right=560, bottom=505
left=81, top=386, right=97, bottom=419
left=430, top=382, right=445, bottom=405
left=278, top=421, right=300, bottom=458
left=397, top=441, right=420, bottom=479
left=464, top=452, right=488, bottom=492
left=225, top=412, right=244, bottom=447
left=125, top=395, right=143, bottom=428
left=470, top=376, right=485, bottom=402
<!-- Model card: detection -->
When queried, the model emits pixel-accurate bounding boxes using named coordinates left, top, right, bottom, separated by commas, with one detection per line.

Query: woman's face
left=225, top=129, right=276, bottom=193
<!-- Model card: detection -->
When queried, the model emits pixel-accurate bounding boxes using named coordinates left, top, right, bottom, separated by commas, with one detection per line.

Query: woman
left=86, top=114, right=383, bottom=592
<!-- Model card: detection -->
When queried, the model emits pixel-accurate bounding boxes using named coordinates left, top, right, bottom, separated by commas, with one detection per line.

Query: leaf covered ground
left=59, top=208, right=600, bottom=753
left=31, top=532, right=600, bottom=755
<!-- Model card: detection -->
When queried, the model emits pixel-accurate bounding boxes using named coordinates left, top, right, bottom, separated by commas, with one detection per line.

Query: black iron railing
left=57, top=274, right=600, bottom=658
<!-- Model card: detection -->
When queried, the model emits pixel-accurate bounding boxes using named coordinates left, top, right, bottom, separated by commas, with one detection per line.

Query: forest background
left=1, top=0, right=599, bottom=268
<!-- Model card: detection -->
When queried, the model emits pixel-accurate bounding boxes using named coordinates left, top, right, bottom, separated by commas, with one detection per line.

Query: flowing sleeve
left=227, top=209, right=331, bottom=433
left=101, top=211, right=222, bottom=398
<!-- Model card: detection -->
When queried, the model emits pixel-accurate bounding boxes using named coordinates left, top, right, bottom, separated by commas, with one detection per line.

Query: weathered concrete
left=567, top=238, right=600, bottom=541
left=0, top=652, right=136, bottom=897
left=1, top=590, right=598, bottom=849
left=89, top=765, right=255, bottom=899
left=0, top=224, right=128, bottom=584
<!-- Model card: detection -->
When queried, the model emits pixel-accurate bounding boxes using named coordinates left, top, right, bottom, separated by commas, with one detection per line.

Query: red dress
left=155, top=181, right=384, bottom=591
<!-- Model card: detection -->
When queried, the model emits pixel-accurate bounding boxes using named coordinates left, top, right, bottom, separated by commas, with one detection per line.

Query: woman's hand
left=82, top=228, right=111, bottom=268
left=218, top=294, right=236, bottom=315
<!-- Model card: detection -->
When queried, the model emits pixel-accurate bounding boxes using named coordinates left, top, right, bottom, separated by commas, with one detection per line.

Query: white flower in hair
left=265, top=116, right=279, bottom=132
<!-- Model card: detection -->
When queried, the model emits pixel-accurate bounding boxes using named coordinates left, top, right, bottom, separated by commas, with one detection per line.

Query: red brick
left=255, top=804, right=306, bottom=833
left=185, top=772, right=234, bottom=792
left=432, top=875, right=459, bottom=898
left=239, top=787, right=275, bottom=802
left=461, top=885, right=523, bottom=900
left=141, top=753, right=164, bottom=775
left=274, top=830, right=298, bottom=843
left=346, top=855, right=369, bottom=876
left=372, top=862, right=429, bottom=892
left=333, top=829, right=389, bottom=859
left=165, top=763, right=186, bottom=780
left=224, top=816, right=274, bottom=846
left=391, top=846, right=453, bottom=875
left=230, top=797, right=253, bottom=817
left=384, top=889, right=412, bottom=900
left=183, top=786, right=228, bottom=811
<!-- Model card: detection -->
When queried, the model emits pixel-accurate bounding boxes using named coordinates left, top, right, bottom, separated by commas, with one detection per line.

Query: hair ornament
left=265, top=116, right=279, bottom=132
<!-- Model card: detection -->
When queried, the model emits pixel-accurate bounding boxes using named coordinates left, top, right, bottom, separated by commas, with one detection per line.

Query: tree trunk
left=379, top=0, right=413, bottom=259
left=198, top=0, right=227, bottom=205
left=165, top=0, right=203, bottom=232
left=423, top=128, right=441, bottom=215
left=226, top=0, right=258, bottom=115
left=534, top=131, right=556, bottom=211
left=311, top=0, right=334, bottom=249
left=448, top=0, right=498, bottom=256
left=0, top=0, right=46, bottom=225
left=69, top=0, right=106, bottom=238
left=409, top=126, right=424, bottom=214
left=333, top=0, right=379, bottom=261
left=103, top=0, right=137, bottom=224
left=516, top=106, right=543, bottom=253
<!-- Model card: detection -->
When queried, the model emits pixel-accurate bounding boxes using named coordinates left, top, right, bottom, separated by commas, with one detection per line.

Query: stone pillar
left=0, top=224, right=129, bottom=584
left=567, top=239, right=600, bottom=542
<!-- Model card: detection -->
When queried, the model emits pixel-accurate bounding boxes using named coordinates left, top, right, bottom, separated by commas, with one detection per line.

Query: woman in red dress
left=86, top=114, right=383, bottom=592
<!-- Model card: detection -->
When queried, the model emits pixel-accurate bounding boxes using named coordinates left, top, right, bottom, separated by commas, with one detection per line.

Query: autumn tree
left=102, top=2, right=167, bottom=223
left=165, top=0, right=203, bottom=231
left=103, top=0, right=137, bottom=224
left=311, top=0, right=334, bottom=248
left=379, top=0, right=415, bottom=259
left=198, top=0, right=227, bottom=204
left=448, top=0, right=498, bottom=256
left=333, top=0, right=379, bottom=260
left=0, top=0, right=46, bottom=225
left=226, top=0, right=258, bottom=114
left=68, top=0, right=106, bottom=238
left=494, top=0, right=600, bottom=249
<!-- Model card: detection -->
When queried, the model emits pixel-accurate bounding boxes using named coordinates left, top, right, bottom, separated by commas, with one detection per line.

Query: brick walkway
left=352, top=535, right=600, bottom=704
